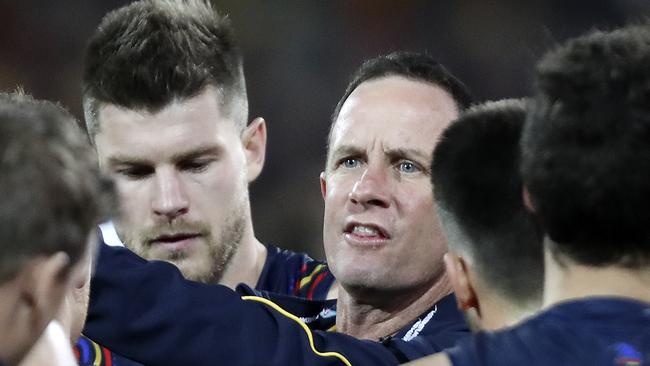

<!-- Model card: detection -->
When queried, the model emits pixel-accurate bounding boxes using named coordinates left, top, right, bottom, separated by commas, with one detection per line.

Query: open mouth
left=343, top=222, right=390, bottom=240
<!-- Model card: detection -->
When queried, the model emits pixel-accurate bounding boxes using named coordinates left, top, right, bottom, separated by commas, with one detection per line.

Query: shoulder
left=432, top=298, right=650, bottom=366
left=399, top=294, right=469, bottom=342
left=444, top=327, right=526, bottom=366
left=258, top=244, right=336, bottom=300
left=384, top=294, right=470, bottom=362
left=443, top=306, right=587, bottom=365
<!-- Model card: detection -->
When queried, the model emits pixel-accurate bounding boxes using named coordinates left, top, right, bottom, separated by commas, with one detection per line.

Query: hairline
left=325, top=74, right=461, bottom=167
left=84, top=84, right=248, bottom=143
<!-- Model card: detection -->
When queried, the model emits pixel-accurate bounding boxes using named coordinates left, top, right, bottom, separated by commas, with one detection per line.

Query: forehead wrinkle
left=331, top=144, right=362, bottom=156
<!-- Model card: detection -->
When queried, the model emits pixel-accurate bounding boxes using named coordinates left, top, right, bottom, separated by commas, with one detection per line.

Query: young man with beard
left=76, top=0, right=336, bottom=364
left=83, top=0, right=335, bottom=296
left=83, top=52, right=472, bottom=365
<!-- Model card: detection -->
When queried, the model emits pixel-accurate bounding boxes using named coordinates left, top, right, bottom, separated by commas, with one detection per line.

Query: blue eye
left=397, top=161, right=420, bottom=173
left=342, top=158, right=360, bottom=168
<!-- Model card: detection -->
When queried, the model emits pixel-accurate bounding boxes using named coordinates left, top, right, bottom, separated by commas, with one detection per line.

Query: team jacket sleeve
left=84, top=243, right=402, bottom=366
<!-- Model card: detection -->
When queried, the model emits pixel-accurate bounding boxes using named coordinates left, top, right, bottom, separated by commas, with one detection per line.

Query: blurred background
left=1, top=0, right=648, bottom=259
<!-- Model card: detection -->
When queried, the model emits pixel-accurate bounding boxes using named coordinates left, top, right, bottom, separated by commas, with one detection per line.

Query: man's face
left=94, top=88, right=250, bottom=283
left=321, top=76, right=458, bottom=293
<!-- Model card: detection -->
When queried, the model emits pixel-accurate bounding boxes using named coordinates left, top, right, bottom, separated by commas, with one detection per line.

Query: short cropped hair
left=433, top=99, right=543, bottom=306
left=331, top=51, right=472, bottom=124
left=0, top=92, right=114, bottom=282
left=82, top=0, right=247, bottom=139
left=522, top=25, right=650, bottom=268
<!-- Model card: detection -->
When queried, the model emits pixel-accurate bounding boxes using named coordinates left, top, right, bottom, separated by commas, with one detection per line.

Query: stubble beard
left=191, top=208, right=245, bottom=284
left=120, top=202, right=247, bottom=284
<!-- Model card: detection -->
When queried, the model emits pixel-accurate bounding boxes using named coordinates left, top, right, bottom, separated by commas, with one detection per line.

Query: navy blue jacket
left=255, top=244, right=335, bottom=300
left=85, top=244, right=469, bottom=365
left=446, top=297, right=650, bottom=365
left=77, top=238, right=335, bottom=365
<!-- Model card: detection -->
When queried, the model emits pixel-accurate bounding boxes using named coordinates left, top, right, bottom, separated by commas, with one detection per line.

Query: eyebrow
left=329, top=144, right=365, bottom=160
left=107, top=155, right=151, bottom=167
left=330, top=145, right=430, bottom=162
left=107, top=145, right=222, bottom=166
left=384, top=147, right=431, bottom=163
left=170, top=145, right=221, bottom=163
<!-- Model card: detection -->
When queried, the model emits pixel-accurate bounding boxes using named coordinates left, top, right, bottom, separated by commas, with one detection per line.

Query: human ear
left=319, top=171, right=327, bottom=200
left=444, top=253, right=479, bottom=311
left=522, top=186, right=536, bottom=213
left=242, top=117, right=267, bottom=182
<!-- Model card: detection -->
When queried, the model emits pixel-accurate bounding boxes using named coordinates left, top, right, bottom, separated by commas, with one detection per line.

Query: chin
left=340, top=271, right=391, bottom=290
left=179, top=268, right=211, bottom=282
left=177, top=259, right=216, bottom=283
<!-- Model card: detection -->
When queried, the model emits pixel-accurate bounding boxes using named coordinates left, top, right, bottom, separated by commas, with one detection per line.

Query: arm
left=84, top=243, right=400, bottom=366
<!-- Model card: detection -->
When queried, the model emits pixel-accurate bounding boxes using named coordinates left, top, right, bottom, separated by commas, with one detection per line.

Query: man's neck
left=544, top=249, right=650, bottom=308
left=335, top=274, right=452, bottom=341
left=218, top=225, right=267, bottom=290
left=477, top=293, right=539, bottom=331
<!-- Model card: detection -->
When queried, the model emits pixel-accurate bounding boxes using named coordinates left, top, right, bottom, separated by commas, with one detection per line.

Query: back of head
left=328, top=51, right=472, bottom=150
left=82, top=0, right=247, bottom=138
left=522, top=25, right=650, bottom=268
left=0, top=92, right=112, bottom=283
left=432, top=99, right=544, bottom=308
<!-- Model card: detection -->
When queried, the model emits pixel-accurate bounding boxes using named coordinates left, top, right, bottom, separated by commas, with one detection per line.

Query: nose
left=348, top=165, right=391, bottom=209
left=152, top=169, right=189, bottom=221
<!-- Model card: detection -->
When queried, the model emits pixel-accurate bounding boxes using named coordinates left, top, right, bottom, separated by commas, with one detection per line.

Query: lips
left=150, top=233, right=200, bottom=244
left=148, top=233, right=201, bottom=252
left=343, top=221, right=391, bottom=242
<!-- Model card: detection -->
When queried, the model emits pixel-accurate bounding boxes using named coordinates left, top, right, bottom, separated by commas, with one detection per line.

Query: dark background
left=1, top=0, right=648, bottom=259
